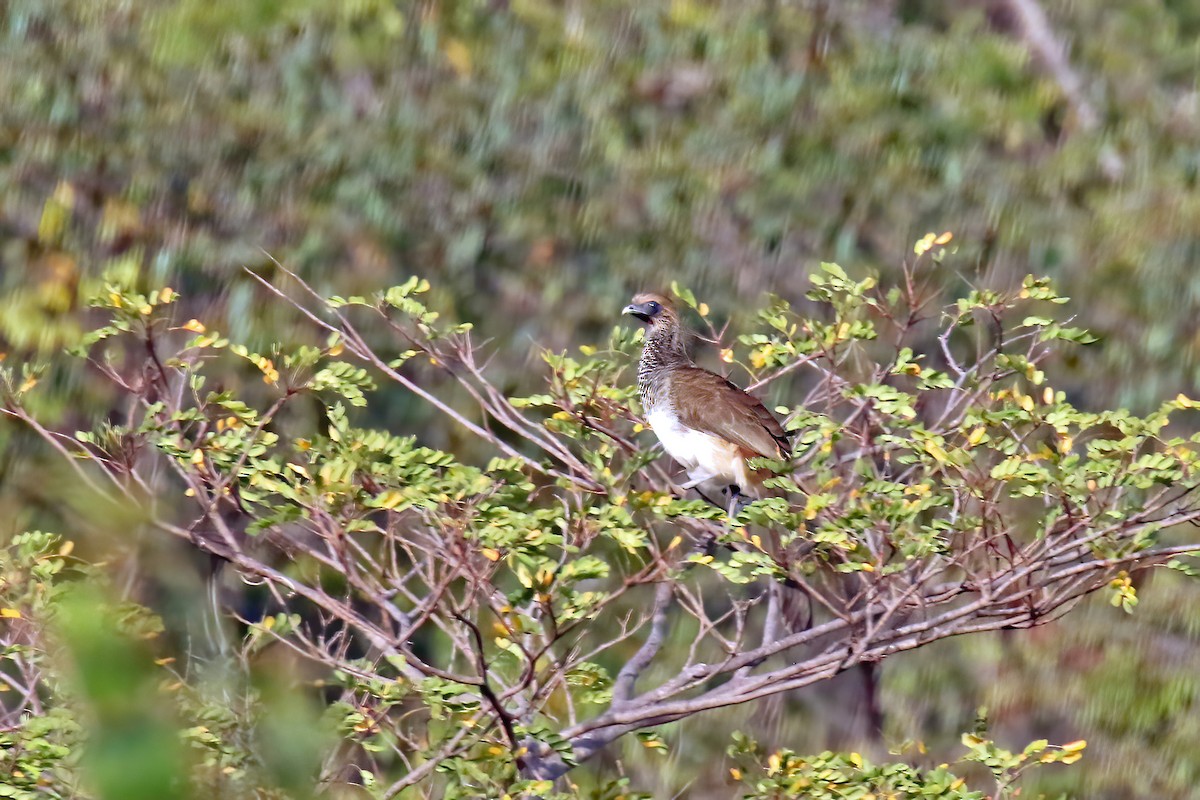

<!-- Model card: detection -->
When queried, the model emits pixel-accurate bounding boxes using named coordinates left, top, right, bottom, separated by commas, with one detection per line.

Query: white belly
left=646, top=407, right=743, bottom=485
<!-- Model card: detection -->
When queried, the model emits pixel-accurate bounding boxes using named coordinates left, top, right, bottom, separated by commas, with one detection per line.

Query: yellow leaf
left=1061, top=752, right=1083, bottom=764
left=967, top=427, right=986, bottom=446
left=667, top=535, right=682, bottom=550
left=1019, top=394, right=1035, bottom=412
left=719, top=348, right=734, bottom=363
left=934, top=231, right=953, bottom=245
left=697, top=302, right=710, bottom=317
left=58, top=540, right=74, bottom=557
left=729, top=767, right=742, bottom=780
left=803, top=495, right=822, bottom=520
left=258, top=358, right=279, bottom=384
left=849, top=752, right=863, bottom=768
left=1061, top=739, right=1087, bottom=753
left=377, top=491, right=405, bottom=509
left=182, top=319, right=206, bottom=333
left=286, top=463, right=311, bottom=479
left=328, top=341, right=344, bottom=357
left=444, top=38, right=472, bottom=77
left=155, top=657, right=176, bottom=666
left=190, top=449, right=205, bottom=465
left=768, top=752, right=781, bottom=775
left=18, top=375, right=38, bottom=393
left=1043, top=386, right=1054, bottom=405
left=481, top=548, right=501, bottom=562
left=0, top=608, right=22, bottom=619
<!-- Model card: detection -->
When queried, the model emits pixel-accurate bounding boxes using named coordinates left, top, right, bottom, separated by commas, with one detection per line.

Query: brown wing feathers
left=672, top=367, right=789, bottom=460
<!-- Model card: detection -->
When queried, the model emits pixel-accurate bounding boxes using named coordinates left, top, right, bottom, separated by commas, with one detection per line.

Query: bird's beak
left=622, top=303, right=653, bottom=323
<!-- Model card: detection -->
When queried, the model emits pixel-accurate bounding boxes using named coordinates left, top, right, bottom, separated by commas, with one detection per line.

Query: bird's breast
left=646, top=407, right=742, bottom=481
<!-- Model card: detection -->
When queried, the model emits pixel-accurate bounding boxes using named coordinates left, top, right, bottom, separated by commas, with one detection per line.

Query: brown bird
left=623, top=292, right=790, bottom=516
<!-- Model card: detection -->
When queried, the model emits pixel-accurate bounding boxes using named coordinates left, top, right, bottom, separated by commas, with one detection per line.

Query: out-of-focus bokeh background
left=4, top=1, right=1200, bottom=797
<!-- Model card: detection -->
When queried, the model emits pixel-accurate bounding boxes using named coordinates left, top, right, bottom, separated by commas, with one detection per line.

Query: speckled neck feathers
left=637, top=320, right=690, bottom=412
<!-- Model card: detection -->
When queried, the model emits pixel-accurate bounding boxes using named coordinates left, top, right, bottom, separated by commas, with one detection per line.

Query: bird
left=623, top=292, right=790, bottom=517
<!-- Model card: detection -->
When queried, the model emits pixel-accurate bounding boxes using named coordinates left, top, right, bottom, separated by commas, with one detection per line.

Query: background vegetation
left=3, top=1, right=1200, bottom=798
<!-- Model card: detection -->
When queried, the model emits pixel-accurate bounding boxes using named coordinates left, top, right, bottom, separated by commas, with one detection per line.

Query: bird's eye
left=647, top=301, right=661, bottom=313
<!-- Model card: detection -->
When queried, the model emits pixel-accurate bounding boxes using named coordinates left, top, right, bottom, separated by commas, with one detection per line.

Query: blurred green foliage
left=56, top=585, right=188, bottom=800
left=5, top=0, right=1200, bottom=798
left=6, top=0, right=1200, bottom=405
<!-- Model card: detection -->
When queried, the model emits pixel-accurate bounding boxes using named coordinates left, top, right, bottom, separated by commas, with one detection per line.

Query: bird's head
left=622, top=292, right=676, bottom=327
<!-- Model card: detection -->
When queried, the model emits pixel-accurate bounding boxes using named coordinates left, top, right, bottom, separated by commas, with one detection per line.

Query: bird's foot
left=679, top=472, right=718, bottom=491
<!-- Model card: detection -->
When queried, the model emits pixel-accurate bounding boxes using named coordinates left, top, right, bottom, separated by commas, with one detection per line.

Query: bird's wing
left=671, top=366, right=789, bottom=459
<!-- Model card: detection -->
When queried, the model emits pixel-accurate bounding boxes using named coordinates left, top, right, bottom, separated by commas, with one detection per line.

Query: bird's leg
left=726, top=485, right=743, bottom=520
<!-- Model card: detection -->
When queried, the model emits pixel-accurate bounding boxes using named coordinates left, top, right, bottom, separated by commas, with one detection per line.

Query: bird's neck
left=638, top=322, right=690, bottom=410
